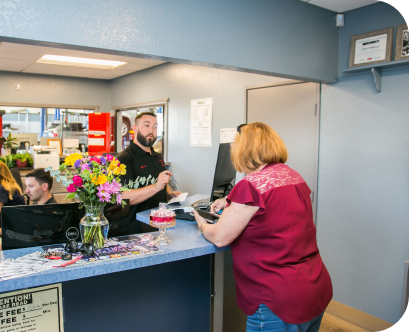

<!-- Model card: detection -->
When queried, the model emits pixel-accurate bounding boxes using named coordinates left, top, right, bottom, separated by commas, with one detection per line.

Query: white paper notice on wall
left=88, top=138, right=104, bottom=146
left=190, top=98, right=212, bottom=147
left=220, top=128, right=237, bottom=143
left=0, top=284, right=64, bottom=332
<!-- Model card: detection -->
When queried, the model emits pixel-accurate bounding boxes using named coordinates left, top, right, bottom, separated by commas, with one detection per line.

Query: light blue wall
left=0, top=72, right=110, bottom=112
left=110, top=63, right=287, bottom=195
left=0, top=0, right=338, bottom=83
left=318, top=3, right=408, bottom=323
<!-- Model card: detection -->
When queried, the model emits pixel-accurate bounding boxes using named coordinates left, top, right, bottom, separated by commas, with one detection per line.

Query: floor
left=319, top=314, right=368, bottom=332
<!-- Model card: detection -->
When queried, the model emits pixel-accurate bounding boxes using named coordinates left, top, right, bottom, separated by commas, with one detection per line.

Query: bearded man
left=117, top=112, right=181, bottom=234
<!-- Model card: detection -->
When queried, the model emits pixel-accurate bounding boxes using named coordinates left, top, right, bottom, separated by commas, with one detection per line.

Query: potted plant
left=15, top=152, right=33, bottom=168
left=1, top=133, right=19, bottom=156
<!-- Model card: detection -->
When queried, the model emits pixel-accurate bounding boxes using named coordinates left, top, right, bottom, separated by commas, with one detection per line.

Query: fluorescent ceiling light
left=36, top=54, right=126, bottom=69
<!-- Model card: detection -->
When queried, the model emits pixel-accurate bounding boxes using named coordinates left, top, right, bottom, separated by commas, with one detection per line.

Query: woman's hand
left=192, top=210, right=207, bottom=232
left=210, top=197, right=227, bottom=214
left=194, top=202, right=259, bottom=247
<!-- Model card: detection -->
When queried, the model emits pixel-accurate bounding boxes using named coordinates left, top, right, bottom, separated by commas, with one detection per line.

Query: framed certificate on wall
left=395, top=24, right=409, bottom=61
left=349, top=27, right=393, bottom=68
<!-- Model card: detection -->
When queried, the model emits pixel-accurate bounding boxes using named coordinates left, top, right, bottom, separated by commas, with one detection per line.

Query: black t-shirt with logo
left=117, top=141, right=167, bottom=234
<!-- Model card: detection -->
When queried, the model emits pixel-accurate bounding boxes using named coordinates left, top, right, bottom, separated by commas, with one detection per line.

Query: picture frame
left=395, top=24, right=409, bottom=61
left=349, top=27, right=394, bottom=68
left=47, top=139, right=62, bottom=156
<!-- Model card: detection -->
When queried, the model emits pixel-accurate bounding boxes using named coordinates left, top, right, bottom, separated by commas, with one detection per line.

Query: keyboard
left=192, top=197, right=211, bottom=207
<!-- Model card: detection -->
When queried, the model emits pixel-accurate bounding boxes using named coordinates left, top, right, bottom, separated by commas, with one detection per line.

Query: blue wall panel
left=0, top=0, right=338, bottom=83
left=319, top=2, right=408, bottom=324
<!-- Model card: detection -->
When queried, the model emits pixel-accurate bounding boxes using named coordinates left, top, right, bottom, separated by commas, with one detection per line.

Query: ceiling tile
left=88, top=69, right=134, bottom=80
left=0, top=58, right=33, bottom=71
left=22, top=63, right=104, bottom=77
left=0, top=42, right=53, bottom=55
left=129, top=58, right=166, bottom=66
left=303, top=0, right=378, bottom=12
left=0, top=50, right=41, bottom=61
left=116, top=63, right=155, bottom=71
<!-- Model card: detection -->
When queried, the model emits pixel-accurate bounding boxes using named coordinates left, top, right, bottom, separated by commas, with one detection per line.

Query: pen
left=57, top=255, right=83, bottom=268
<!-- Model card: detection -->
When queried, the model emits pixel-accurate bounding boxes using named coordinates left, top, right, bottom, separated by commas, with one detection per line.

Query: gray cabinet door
left=247, top=82, right=320, bottom=219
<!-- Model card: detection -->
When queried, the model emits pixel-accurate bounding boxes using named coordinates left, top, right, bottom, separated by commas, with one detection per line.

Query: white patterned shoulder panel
left=244, top=164, right=305, bottom=195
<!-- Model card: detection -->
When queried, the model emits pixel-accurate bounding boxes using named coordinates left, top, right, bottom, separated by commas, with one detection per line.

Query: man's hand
left=169, top=191, right=182, bottom=198
left=155, top=170, right=172, bottom=191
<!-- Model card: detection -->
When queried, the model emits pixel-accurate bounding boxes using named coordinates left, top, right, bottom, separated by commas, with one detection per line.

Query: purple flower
left=108, top=180, right=121, bottom=195
left=116, top=194, right=122, bottom=205
left=81, top=164, right=90, bottom=171
left=100, top=156, right=107, bottom=165
left=97, top=184, right=111, bottom=202
left=74, top=159, right=82, bottom=168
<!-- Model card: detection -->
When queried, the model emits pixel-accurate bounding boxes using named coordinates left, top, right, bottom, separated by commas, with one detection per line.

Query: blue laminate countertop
left=0, top=201, right=227, bottom=293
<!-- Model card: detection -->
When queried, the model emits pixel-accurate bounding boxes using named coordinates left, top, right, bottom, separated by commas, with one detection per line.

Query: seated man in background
left=25, top=168, right=57, bottom=205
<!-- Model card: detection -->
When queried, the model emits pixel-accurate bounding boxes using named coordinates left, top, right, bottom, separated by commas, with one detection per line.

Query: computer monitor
left=11, top=133, right=38, bottom=146
left=210, top=143, right=236, bottom=201
left=1, top=201, right=131, bottom=250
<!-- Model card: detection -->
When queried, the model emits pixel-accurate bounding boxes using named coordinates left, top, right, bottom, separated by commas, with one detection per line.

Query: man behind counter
left=25, top=168, right=57, bottom=205
left=117, top=112, right=181, bottom=234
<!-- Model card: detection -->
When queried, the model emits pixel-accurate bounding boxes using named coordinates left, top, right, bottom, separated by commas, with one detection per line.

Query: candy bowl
left=149, top=203, right=176, bottom=245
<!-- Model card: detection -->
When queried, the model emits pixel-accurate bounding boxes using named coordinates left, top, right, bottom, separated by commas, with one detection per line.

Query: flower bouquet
left=46, top=153, right=154, bottom=249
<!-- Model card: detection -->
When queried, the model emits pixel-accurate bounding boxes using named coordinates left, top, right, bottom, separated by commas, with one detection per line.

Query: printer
left=31, top=145, right=60, bottom=170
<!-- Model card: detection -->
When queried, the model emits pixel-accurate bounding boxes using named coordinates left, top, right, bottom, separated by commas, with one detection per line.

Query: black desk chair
left=10, top=168, right=29, bottom=205
left=10, top=169, right=23, bottom=190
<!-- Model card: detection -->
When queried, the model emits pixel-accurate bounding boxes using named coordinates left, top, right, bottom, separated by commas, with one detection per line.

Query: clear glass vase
left=80, top=205, right=109, bottom=249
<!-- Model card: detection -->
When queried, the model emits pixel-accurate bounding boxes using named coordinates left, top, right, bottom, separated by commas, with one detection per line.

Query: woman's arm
left=0, top=202, right=3, bottom=237
left=193, top=202, right=259, bottom=247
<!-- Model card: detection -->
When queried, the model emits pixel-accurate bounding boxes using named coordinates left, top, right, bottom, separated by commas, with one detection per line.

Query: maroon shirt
left=226, top=163, right=332, bottom=324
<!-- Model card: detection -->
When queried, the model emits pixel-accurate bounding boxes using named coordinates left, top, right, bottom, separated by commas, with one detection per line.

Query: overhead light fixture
left=36, top=54, right=126, bottom=69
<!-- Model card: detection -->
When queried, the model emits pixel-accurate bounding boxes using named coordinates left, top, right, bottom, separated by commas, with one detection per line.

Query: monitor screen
left=1, top=201, right=131, bottom=250
left=211, top=143, right=236, bottom=201
left=11, top=133, right=38, bottom=146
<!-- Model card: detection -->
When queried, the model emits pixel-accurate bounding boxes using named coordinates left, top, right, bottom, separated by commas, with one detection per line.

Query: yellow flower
left=64, top=153, right=83, bottom=167
left=111, top=158, right=119, bottom=166
left=91, top=174, right=108, bottom=185
left=113, top=164, right=126, bottom=175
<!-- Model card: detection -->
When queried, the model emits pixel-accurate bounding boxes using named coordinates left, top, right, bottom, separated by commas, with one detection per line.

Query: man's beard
left=137, top=131, right=156, bottom=147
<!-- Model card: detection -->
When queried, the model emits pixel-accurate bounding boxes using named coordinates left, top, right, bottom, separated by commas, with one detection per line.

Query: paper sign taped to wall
left=0, top=284, right=64, bottom=332
left=220, top=128, right=237, bottom=143
left=190, top=98, right=212, bottom=147
left=88, top=138, right=104, bottom=146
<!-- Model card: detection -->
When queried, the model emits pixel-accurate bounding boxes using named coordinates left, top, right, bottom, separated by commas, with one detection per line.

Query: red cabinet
left=88, top=113, right=115, bottom=156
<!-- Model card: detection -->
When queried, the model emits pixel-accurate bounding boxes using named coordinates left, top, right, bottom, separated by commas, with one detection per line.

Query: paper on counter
left=167, top=192, right=188, bottom=204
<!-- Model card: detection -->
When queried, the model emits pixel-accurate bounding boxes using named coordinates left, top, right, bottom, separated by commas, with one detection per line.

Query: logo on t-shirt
left=141, top=165, right=147, bottom=169
left=159, top=160, right=165, bottom=167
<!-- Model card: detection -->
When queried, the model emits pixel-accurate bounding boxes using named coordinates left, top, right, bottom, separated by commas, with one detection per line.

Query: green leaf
left=133, top=182, right=139, bottom=189
left=66, top=193, right=76, bottom=199
left=56, top=175, right=61, bottom=181
left=151, top=178, right=157, bottom=184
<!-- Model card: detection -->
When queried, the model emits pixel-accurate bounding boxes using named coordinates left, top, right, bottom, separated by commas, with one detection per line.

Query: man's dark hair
left=26, top=168, right=53, bottom=191
left=135, top=111, right=157, bottom=125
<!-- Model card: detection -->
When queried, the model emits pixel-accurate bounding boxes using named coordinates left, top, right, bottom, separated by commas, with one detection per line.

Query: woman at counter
left=0, top=161, right=25, bottom=219
left=193, top=122, right=332, bottom=332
